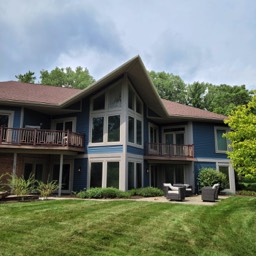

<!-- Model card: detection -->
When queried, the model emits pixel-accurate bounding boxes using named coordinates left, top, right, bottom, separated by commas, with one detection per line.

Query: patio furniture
left=163, top=183, right=186, bottom=201
left=174, top=183, right=193, bottom=197
left=201, top=183, right=220, bottom=202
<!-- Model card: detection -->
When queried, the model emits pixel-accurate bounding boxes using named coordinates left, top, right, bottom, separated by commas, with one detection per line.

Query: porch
left=145, top=143, right=194, bottom=161
left=0, top=127, right=84, bottom=152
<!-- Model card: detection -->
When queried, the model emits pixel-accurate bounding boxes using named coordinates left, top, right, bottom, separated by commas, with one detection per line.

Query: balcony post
left=58, top=154, right=64, bottom=197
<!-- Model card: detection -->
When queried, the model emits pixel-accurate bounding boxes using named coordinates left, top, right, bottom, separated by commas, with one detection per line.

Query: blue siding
left=193, top=122, right=227, bottom=159
left=73, top=158, right=87, bottom=192
left=127, top=146, right=144, bottom=155
left=23, top=109, right=51, bottom=129
left=88, top=145, right=123, bottom=154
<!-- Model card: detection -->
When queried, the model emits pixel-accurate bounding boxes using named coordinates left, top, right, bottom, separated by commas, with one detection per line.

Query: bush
left=7, top=174, right=36, bottom=195
left=198, top=168, right=228, bottom=191
left=76, top=187, right=131, bottom=199
left=130, top=187, right=164, bottom=197
left=236, top=190, right=256, bottom=196
left=37, top=179, right=59, bottom=199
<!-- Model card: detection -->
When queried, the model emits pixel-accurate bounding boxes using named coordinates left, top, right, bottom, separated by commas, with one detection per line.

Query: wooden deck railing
left=0, top=127, right=84, bottom=149
left=145, top=143, right=194, bottom=158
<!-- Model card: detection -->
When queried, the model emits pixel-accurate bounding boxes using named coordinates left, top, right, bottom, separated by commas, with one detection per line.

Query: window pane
left=136, top=120, right=142, bottom=145
left=219, top=166, right=230, bottom=189
left=128, top=88, right=134, bottom=110
left=24, top=163, right=33, bottom=180
left=0, top=115, right=9, bottom=127
left=93, top=94, right=105, bottom=110
left=35, top=164, right=43, bottom=181
left=136, top=97, right=142, bottom=114
left=128, top=162, right=135, bottom=190
left=108, top=115, right=120, bottom=142
left=65, top=121, right=73, bottom=132
left=107, top=162, right=119, bottom=188
left=128, top=116, right=134, bottom=143
left=136, top=163, right=142, bottom=188
left=165, top=167, right=174, bottom=184
left=217, top=129, right=227, bottom=151
left=175, top=166, right=184, bottom=184
left=108, top=85, right=121, bottom=109
left=92, top=117, right=104, bottom=143
left=91, top=163, right=102, bottom=188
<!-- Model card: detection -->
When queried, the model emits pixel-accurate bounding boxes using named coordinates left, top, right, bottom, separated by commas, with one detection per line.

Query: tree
left=224, top=95, right=256, bottom=179
left=15, top=71, right=36, bottom=83
left=40, top=66, right=95, bottom=89
left=204, top=84, right=252, bottom=115
left=148, top=71, right=187, bottom=104
left=186, top=82, right=208, bottom=109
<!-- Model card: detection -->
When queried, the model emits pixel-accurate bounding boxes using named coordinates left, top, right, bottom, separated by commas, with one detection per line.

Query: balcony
left=145, top=143, right=194, bottom=161
left=0, top=127, right=84, bottom=152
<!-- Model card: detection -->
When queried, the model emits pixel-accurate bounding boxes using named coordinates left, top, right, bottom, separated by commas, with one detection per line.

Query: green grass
left=0, top=197, right=256, bottom=256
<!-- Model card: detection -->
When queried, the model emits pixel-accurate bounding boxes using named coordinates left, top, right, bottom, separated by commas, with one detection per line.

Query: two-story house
left=0, top=56, right=236, bottom=195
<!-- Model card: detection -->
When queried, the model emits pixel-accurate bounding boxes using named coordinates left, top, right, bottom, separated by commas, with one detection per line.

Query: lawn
left=0, top=197, right=255, bottom=256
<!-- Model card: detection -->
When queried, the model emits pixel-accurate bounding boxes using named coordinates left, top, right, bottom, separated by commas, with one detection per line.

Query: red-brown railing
left=145, top=143, right=194, bottom=158
left=0, top=127, right=84, bottom=148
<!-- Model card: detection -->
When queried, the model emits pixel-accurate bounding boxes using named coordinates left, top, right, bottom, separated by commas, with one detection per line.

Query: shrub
left=7, top=174, right=36, bottom=196
left=198, top=168, right=228, bottom=191
left=37, top=180, right=59, bottom=199
left=236, top=190, right=256, bottom=196
left=76, top=187, right=131, bottom=199
left=130, top=187, right=164, bottom=197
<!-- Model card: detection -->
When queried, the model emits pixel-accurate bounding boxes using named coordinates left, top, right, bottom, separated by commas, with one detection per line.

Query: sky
left=0, top=0, right=256, bottom=89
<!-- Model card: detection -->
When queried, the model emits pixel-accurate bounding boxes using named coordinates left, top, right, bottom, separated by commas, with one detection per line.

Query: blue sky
left=0, top=0, right=255, bottom=89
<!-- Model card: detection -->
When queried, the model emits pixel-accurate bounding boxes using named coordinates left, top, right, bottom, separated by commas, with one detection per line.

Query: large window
left=90, top=161, right=120, bottom=189
left=218, top=164, right=230, bottom=189
left=215, top=127, right=228, bottom=153
left=127, top=85, right=143, bottom=147
left=90, top=81, right=122, bottom=144
left=128, top=161, right=143, bottom=189
left=164, top=165, right=184, bottom=184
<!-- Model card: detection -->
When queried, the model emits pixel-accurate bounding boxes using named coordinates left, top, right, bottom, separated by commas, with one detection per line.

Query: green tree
left=148, top=71, right=187, bottom=104
left=187, top=82, right=208, bottom=109
left=204, top=84, right=252, bottom=115
left=224, top=95, right=256, bottom=178
left=15, top=71, right=36, bottom=83
left=40, top=66, right=95, bottom=89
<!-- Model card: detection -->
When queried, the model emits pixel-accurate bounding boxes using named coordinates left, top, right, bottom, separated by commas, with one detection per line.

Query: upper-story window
left=90, top=80, right=122, bottom=144
left=215, top=127, right=228, bottom=153
left=128, top=85, right=143, bottom=147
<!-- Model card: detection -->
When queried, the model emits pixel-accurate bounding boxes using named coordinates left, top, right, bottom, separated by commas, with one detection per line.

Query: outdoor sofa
left=163, top=183, right=186, bottom=201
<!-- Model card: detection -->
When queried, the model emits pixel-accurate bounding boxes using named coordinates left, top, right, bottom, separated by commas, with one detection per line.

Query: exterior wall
left=193, top=122, right=227, bottom=159
left=23, top=108, right=51, bottom=129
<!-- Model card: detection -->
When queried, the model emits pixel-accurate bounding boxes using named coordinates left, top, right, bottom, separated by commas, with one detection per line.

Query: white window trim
left=214, top=126, right=229, bottom=153
left=162, top=125, right=187, bottom=144
left=127, top=158, right=144, bottom=189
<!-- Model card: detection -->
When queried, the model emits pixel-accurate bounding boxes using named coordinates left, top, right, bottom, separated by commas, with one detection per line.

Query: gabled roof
left=0, top=81, right=80, bottom=106
left=162, top=99, right=227, bottom=122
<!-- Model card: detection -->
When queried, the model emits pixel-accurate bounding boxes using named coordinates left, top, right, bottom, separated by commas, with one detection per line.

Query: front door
left=52, top=164, right=71, bottom=193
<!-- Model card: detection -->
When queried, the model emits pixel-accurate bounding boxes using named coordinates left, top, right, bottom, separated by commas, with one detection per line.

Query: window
left=165, top=165, right=184, bottom=184
left=92, top=117, right=104, bottom=143
left=93, top=94, right=105, bottom=111
left=108, top=115, right=120, bottom=142
left=128, top=116, right=134, bottom=143
left=90, top=81, right=122, bottom=144
left=128, top=161, right=143, bottom=189
left=90, top=162, right=103, bottom=187
left=136, top=120, right=142, bottom=145
left=215, top=127, right=228, bottom=152
left=107, top=162, right=119, bottom=188
left=218, top=164, right=230, bottom=189
left=52, top=117, right=76, bottom=132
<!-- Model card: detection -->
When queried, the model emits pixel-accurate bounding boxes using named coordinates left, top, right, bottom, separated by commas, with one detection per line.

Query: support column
left=12, top=153, right=17, bottom=177
left=58, top=154, right=64, bottom=197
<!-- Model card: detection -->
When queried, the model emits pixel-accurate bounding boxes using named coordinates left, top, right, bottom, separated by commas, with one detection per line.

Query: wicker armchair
left=163, top=183, right=186, bottom=201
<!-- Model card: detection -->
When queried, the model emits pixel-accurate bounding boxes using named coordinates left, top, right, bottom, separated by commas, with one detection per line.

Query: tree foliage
left=40, top=66, right=95, bottom=89
left=148, top=71, right=187, bottom=104
left=15, top=71, right=36, bottom=83
left=224, top=95, right=256, bottom=178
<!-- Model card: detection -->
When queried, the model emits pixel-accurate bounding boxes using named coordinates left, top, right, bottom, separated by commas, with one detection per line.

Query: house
left=0, top=56, right=236, bottom=195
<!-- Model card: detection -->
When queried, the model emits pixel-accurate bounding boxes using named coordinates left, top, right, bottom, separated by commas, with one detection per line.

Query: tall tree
left=204, top=84, right=252, bottom=115
left=40, top=66, right=95, bottom=89
left=224, top=95, right=256, bottom=179
left=148, top=71, right=187, bottom=104
left=15, top=71, right=36, bottom=83
left=186, top=82, right=208, bottom=109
